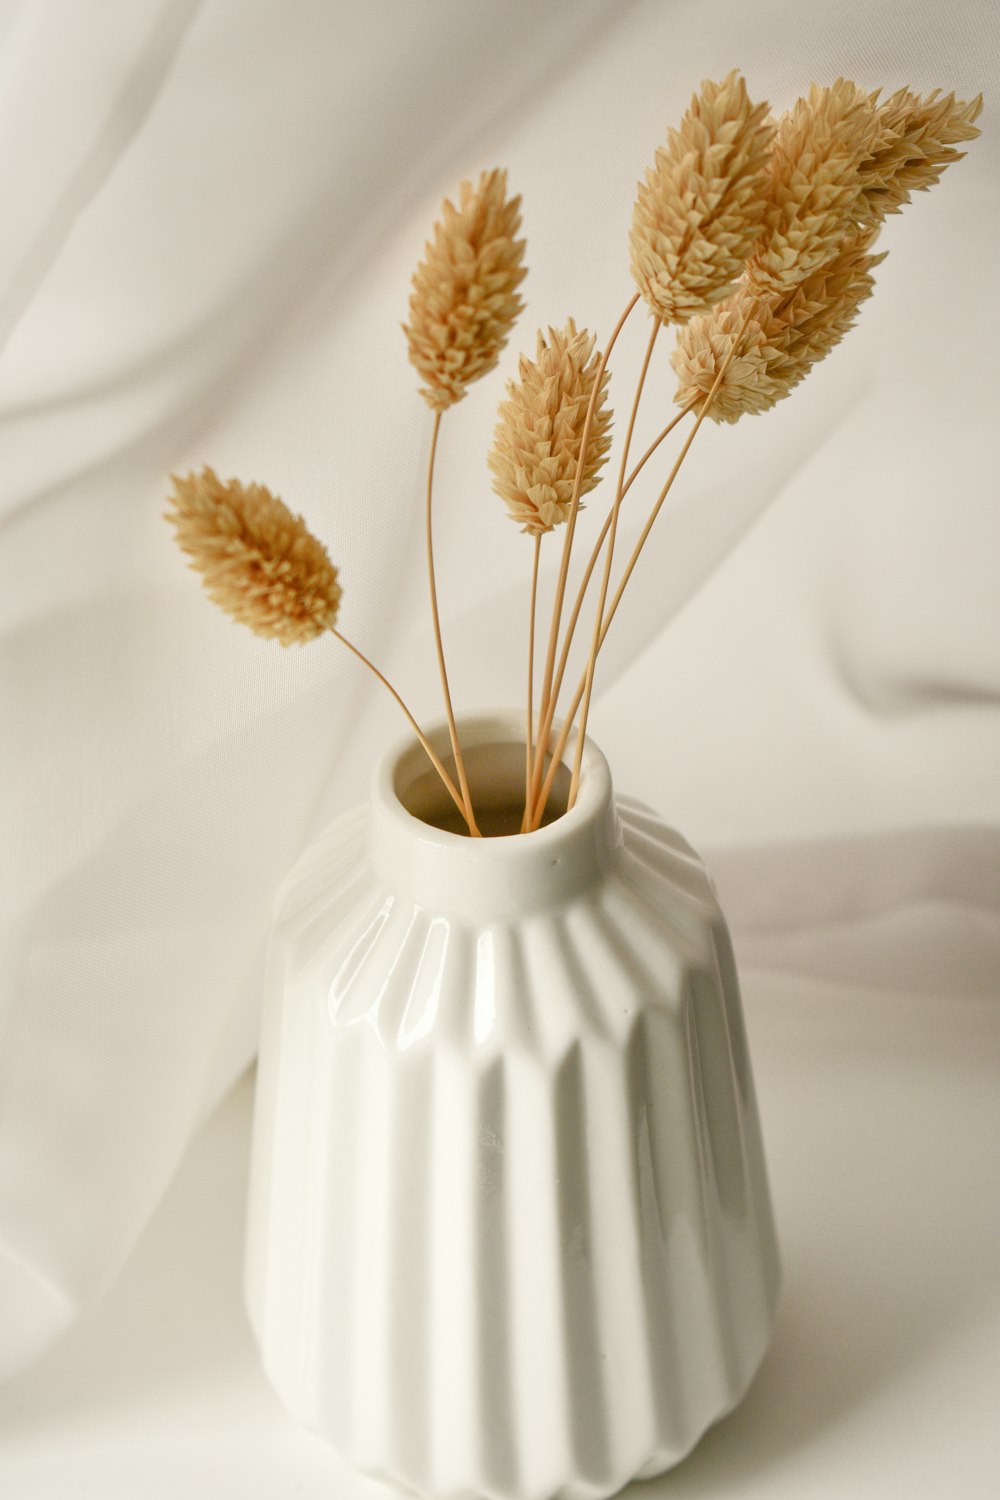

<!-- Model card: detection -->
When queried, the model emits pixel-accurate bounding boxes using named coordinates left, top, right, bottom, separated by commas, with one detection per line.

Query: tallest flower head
left=630, top=70, right=773, bottom=324
left=404, top=168, right=527, bottom=410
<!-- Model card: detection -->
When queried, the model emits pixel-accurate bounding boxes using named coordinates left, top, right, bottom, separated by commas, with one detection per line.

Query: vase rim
left=369, top=710, right=619, bottom=918
left=373, top=710, right=610, bottom=843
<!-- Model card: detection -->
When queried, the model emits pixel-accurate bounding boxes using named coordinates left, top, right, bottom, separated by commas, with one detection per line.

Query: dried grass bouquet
left=167, top=73, right=981, bottom=837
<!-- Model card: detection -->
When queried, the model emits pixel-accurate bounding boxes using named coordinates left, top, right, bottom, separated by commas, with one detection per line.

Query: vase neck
left=369, top=714, right=620, bottom=921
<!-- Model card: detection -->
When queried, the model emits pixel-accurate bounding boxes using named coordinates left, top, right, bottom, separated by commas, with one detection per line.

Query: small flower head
left=488, top=319, right=613, bottom=535
left=404, top=168, right=527, bottom=411
left=630, top=70, right=774, bottom=323
left=166, top=467, right=342, bottom=646
left=670, top=296, right=780, bottom=423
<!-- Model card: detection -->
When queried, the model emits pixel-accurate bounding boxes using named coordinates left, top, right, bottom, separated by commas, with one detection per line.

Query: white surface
left=1, top=0, right=999, bottom=1478
left=0, top=970, right=997, bottom=1496
left=246, top=717, right=779, bottom=1497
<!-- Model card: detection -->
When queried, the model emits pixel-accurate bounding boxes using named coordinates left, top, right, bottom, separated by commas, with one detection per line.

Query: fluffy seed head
left=672, top=229, right=886, bottom=423
left=859, top=86, right=983, bottom=223
left=745, top=78, right=878, bottom=295
left=404, top=168, right=527, bottom=411
left=166, top=467, right=342, bottom=646
left=488, top=319, right=613, bottom=535
left=630, top=70, right=774, bottom=324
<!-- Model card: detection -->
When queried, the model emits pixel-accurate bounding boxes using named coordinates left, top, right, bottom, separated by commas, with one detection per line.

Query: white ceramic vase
left=245, top=713, right=779, bottom=1500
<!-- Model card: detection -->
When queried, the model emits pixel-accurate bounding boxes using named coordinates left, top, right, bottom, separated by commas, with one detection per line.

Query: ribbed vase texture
left=245, top=718, right=779, bottom=1500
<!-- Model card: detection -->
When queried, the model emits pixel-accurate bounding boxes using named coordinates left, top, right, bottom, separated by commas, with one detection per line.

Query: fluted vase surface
left=245, top=713, right=780, bottom=1500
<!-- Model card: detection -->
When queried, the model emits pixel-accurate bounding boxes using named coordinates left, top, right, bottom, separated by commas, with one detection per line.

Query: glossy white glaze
left=245, top=715, right=779, bottom=1500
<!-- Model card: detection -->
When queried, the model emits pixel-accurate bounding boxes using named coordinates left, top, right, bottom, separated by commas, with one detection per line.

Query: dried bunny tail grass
left=859, top=86, right=983, bottom=223
left=166, top=467, right=342, bottom=646
left=488, top=318, right=613, bottom=535
left=404, top=168, right=527, bottom=411
left=746, top=78, right=877, bottom=296
left=670, top=298, right=779, bottom=423
left=630, top=70, right=774, bottom=324
left=672, top=229, right=885, bottom=422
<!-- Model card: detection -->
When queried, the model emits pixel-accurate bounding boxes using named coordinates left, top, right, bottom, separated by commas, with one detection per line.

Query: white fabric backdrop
left=1, top=0, right=998, bottom=1381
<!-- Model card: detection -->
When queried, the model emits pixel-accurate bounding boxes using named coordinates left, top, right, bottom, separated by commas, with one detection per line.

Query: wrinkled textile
left=1, top=0, right=998, bottom=1378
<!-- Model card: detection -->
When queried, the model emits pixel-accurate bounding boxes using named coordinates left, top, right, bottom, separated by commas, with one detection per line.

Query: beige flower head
left=404, top=168, right=527, bottom=411
left=746, top=78, right=878, bottom=295
left=630, top=70, right=774, bottom=324
left=670, top=297, right=780, bottom=423
left=166, top=467, right=342, bottom=646
left=672, top=229, right=886, bottom=423
left=859, top=86, right=983, bottom=224
left=488, top=319, right=613, bottom=535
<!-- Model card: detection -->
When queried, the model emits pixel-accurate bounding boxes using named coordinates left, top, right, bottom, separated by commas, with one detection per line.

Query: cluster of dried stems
left=166, top=73, right=981, bottom=838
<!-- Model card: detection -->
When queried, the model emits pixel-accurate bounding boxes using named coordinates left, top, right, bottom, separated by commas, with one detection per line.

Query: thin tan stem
left=529, top=312, right=749, bottom=829
left=622, top=399, right=698, bottom=507
left=569, top=317, right=660, bottom=807
left=524, top=400, right=695, bottom=826
left=533, top=292, right=639, bottom=771
left=425, top=410, right=481, bottom=836
left=596, top=308, right=753, bottom=660
left=542, top=402, right=694, bottom=740
left=524, top=532, right=541, bottom=828
left=330, top=626, right=468, bottom=827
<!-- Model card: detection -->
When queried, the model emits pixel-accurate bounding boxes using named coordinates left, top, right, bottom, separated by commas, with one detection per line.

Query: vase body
left=245, top=715, right=779, bottom=1500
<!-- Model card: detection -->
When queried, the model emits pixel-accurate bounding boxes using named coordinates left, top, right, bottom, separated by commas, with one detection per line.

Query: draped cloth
left=1, top=0, right=998, bottom=1381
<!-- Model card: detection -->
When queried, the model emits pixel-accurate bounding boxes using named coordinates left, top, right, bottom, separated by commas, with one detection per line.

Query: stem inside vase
left=393, top=733, right=572, bottom=837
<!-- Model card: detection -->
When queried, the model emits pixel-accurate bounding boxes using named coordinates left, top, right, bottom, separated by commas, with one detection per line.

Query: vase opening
left=373, top=715, right=616, bottom=921
left=394, top=733, right=571, bottom=838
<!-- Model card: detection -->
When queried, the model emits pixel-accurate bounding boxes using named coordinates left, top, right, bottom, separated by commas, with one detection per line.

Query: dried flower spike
left=404, top=168, right=527, bottom=411
left=488, top=319, right=613, bottom=535
left=672, top=229, right=886, bottom=422
left=671, top=296, right=777, bottom=423
left=166, top=467, right=342, bottom=646
left=630, top=70, right=774, bottom=324
left=859, top=86, right=984, bottom=224
left=746, top=78, right=877, bottom=295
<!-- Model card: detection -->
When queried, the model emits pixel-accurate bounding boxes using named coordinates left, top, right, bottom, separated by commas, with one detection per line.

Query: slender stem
left=425, top=410, right=481, bottom=836
left=538, top=402, right=694, bottom=757
left=569, top=317, right=660, bottom=807
left=524, top=400, right=694, bottom=827
left=533, top=293, right=639, bottom=775
left=597, top=307, right=753, bottom=658
left=624, top=398, right=698, bottom=495
left=330, top=626, right=469, bottom=826
left=525, top=532, right=541, bottom=826
left=528, top=313, right=749, bottom=829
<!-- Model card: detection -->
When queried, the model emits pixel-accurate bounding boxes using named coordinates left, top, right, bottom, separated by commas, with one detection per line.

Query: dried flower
left=670, top=297, right=778, bottom=423
left=672, top=230, right=886, bottom=422
left=859, top=86, right=984, bottom=223
left=630, top=70, right=774, bottom=324
left=746, top=79, right=877, bottom=295
left=488, top=319, right=613, bottom=534
left=403, top=168, right=527, bottom=411
left=166, top=467, right=342, bottom=645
